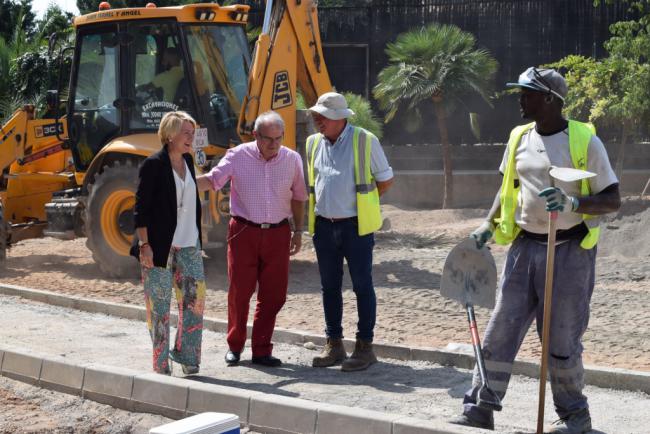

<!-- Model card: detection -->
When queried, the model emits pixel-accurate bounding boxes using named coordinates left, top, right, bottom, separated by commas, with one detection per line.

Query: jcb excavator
left=0, top=1, right=332, bottom=276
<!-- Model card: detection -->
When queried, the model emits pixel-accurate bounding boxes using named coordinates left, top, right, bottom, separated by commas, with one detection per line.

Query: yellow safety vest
left=306, top=127, right=382, bottom=236
left=494, top=120, right=600, bottom=249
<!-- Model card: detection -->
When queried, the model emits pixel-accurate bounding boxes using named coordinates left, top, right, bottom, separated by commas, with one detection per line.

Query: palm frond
left=374, top=23, right=498, bottom=128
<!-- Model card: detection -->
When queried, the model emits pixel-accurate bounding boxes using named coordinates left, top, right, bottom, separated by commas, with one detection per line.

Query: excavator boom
left=238, top=0, right=333, bottom=148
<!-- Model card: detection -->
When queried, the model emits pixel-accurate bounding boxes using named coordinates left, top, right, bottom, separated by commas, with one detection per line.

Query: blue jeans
left=463, top=236, right=596, bottom=424
left=312, top=216, right=376, bottom=341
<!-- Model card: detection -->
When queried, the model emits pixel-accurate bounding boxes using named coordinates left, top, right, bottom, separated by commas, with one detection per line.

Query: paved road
left=1, top=294, right=648, bottom=433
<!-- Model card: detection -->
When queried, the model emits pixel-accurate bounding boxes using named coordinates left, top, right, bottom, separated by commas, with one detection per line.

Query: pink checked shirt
left=206, top=142, right=308, bottom=224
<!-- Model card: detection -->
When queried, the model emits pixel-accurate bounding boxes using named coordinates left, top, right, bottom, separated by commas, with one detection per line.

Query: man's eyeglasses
left=258, top=133, right=284, bottom=144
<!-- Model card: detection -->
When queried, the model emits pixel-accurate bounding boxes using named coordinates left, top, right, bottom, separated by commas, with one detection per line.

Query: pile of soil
left=600, top=198, right=650, bottom=258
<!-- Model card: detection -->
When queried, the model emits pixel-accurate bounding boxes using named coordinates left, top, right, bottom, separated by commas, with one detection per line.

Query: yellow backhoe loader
left=0, top=1, right=332, bottom=276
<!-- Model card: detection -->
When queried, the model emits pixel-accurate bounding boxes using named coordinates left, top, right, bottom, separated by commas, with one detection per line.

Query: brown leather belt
left=232, top=215, right=289, bottom=229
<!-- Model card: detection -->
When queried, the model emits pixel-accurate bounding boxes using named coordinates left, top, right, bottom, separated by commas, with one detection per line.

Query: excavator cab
left=66, top=10, right=251, bottom=172
left=0, top=1, right=331, bottom=276
left=54, top=4, right=253, bottom=276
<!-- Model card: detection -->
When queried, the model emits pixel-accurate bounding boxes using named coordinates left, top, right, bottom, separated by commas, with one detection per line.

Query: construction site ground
left=1, top=293, right=650, bottom=434
left=1, top=201, right=650, bottom=432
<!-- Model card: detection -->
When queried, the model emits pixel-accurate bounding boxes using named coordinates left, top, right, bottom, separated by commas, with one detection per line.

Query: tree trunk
left=433, top=97, right=452, bottom=209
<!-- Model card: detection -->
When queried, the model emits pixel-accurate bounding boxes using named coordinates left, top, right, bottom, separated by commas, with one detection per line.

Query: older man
left=306, top=92, right=394, bottom=372
left=451, top=68, right=620, bottom=433
left=197, top=111, right=307, bottom=367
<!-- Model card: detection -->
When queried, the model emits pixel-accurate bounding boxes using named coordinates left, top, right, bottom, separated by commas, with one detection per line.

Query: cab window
left=127, top=21, right=195, bottom=130
left=68, top=27, right=120, bottom=169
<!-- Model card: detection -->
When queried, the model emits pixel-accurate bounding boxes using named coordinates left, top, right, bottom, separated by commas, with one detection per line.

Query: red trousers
left=226, top=218, right=290, bottom=357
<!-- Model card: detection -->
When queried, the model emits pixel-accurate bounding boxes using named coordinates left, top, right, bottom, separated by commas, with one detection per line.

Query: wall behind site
left=246, top=0, right=635, bottom=145
left=381, top=142, right=650, bottom=209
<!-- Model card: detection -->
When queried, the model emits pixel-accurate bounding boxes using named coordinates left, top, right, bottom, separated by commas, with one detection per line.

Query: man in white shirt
left=451, top=68, right=620, bottom=433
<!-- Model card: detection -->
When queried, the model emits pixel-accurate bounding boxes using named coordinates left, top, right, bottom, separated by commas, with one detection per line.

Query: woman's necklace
left=173, top=161, right=187, bottom=214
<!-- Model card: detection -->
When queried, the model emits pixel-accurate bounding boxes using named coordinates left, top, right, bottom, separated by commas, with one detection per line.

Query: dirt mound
left=599, top=198, right=650, bottom=257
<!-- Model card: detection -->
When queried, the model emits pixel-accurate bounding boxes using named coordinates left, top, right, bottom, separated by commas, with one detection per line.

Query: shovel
left=535, top=166, right=596, bottom=434
left=441, top=238, right=501, bottom=411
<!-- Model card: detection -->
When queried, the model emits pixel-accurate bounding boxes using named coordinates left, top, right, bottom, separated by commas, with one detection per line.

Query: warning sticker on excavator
left=193, top=128, right=208, bottom=149
left=271, top=71, right=292, bottom=110
left=195, top=149, right=207, bottom=167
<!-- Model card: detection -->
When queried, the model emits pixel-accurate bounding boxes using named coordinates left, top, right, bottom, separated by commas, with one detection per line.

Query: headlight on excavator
left=195, top=9, right=216, bottom=21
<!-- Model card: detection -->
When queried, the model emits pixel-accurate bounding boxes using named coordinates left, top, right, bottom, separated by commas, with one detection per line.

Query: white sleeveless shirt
left=172, top=161, right=199, bottom=247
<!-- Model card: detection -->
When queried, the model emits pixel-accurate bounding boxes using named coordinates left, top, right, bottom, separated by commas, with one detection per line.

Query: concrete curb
left=0, top=347, right=480, bottom=434
left=2, top=283, right=650, bottom=396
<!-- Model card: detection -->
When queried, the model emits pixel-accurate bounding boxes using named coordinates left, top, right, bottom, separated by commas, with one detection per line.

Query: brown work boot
left=341, top=339, right=377, bottom=371
left=312, top=338, right=347, bottom=367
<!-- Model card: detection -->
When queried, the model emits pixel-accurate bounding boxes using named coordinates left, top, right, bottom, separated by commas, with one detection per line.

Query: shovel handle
left=537, top=210, right=558, bottom=434
left=467, top=305, right=481, bottom=346
left=467, top=304, right=490, bottom=387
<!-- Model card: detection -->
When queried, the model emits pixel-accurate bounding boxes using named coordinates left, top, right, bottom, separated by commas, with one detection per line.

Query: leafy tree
left=344, top=92, right=383, bottom=140
left=550, top=0, right=650, bottom=177
left=0, top=0, right=36, bottom=42
left=0, top=2, right=73, bottom=121
left=373, top=23, right=497, bottom=208
left=36, top=3, right=74, bottom=39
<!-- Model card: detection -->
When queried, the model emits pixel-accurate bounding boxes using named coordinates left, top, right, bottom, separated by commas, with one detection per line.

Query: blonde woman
left=132, top=111, right=205, bottom=375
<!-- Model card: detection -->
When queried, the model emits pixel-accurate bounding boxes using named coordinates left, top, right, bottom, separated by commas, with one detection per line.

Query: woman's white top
left=172, top=161, right=199, bottom=247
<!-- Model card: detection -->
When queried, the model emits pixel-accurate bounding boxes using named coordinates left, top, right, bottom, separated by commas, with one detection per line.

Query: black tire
left=84, top=160, right=140, bottom=278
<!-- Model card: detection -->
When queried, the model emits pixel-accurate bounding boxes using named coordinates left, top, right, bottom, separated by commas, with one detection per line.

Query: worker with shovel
left=450, top=67, right=620, bottom=433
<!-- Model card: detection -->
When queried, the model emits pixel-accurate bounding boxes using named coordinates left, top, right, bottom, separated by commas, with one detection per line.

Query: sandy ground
left=2, top=295, right=649, bottom=434
left=1, top=201, right=649, bottom=373
left=0, top=375, right=172, bottom=433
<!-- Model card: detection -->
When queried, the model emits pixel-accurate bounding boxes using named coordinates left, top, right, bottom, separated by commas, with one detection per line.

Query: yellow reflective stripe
left=355, top=129, right=377, bottom=193
left=353, top=127, right=361, bottom=186
left=487, top=379, right=509, bottom=394
left=306, top=134, right=319, bottom=187
left=306, top=134, right=321, bottom=235
left=353, top=126, right=382, bottom=235
left=494, top=123, right=533, bottom=245
left=357, top=129, right=367, bottom=185
left=551, top=364, right=584, bottom=378
left=484, top=359, right=514, bottom=375
left=365, top=131, right=376, bottom=192
left=567, top=120, right=599, bottom=249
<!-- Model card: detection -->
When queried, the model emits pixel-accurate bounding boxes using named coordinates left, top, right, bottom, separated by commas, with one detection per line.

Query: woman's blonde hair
left=158, top=111, right=197, bottom=146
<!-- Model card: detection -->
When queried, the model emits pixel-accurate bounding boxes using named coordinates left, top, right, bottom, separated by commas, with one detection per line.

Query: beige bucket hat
left=308, top=92, right=355, bottom=120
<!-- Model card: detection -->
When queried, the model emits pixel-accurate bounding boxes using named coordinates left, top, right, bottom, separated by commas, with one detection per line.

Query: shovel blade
left=549, top=166, right=596, bottom=183
left=441, top=238, right=497, bottom=309
left=477, top=384, right=503, bottom=412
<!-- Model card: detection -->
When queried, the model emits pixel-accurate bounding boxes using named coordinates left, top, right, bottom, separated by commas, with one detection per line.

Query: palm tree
left=373, top=23, right=498, bottom=208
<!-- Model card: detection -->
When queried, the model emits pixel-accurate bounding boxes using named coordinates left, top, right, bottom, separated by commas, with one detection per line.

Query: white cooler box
left=149, top=412, right=240, bottom=434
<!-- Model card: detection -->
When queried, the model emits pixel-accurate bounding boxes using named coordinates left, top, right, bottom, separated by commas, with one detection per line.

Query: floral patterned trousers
left=142, top=244, right=206, bottom=374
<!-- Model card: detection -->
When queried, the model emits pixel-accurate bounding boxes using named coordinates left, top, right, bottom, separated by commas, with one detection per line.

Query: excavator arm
left=238, top=0, right=333, bottom=149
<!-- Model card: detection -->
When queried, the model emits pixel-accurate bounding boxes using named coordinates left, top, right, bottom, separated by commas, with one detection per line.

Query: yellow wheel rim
left=100, top=189, right=135, bottom=256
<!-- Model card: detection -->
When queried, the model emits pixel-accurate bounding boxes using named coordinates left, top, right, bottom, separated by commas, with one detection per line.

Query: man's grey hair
left=253, top=110, right=285, bottom=132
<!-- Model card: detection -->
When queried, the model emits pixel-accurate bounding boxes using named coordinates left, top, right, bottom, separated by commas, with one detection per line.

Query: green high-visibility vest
left=494, top=120, right=600, bottom=249
left=306, top=127, right=382, bottom=236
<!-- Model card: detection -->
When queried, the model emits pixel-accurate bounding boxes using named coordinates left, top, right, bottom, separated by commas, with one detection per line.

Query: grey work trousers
left=463, top=236, right=596, bottom=425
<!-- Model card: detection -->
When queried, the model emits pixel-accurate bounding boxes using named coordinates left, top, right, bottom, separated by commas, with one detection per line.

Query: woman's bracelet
left=139, top=242, right=151, bottom=250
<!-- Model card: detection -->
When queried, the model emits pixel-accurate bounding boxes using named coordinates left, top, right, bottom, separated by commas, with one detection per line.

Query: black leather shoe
left=225, top=350, right=241, bottom=366
left=251, top=355, right=282, bottom=367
